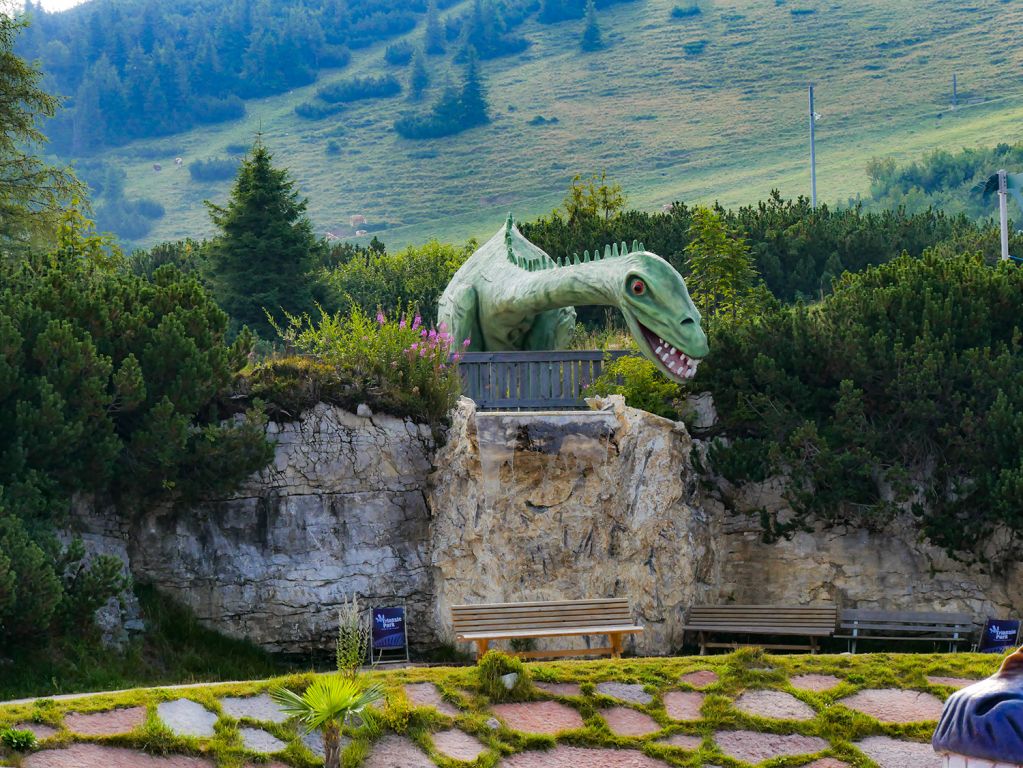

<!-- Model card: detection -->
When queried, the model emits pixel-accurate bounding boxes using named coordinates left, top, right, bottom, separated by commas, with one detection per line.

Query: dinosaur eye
left=630, top=278, right=646, bottom=296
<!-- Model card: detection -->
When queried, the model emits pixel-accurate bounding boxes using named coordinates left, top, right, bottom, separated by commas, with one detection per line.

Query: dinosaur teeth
left=670, top=346, right=677, bottom=355
left=655, top=345, right=663, bottom=355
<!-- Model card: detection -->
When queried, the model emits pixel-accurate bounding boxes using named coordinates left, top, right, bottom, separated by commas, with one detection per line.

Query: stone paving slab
left=239, top=726, right=287, bottom=753
left=839, top=689, right=944, bottom=723
left=658, top=733, right=702, bottom=750
left=790, top=674, right=843, bottom=692
left=501, top=746, right=670, bottom=767
left=14, top=722, right=59, bottom=740
left=491, top=700, right=585, bottom=734
left=23, top=744, right=213, bottom=767
left=219, top=694, right=289, bottom=723
left=714, top=730, right=829, bottom=763
left=299, top=729, right=350, bottom=758
left=594, top=682, right=653, bottom=705
left=806, top=760, right=852, bottom=768
left=679, top=670, right=719, bottom=688
left=734, top=689, right=816, bottom=720
left=601, top=706, right=662, bottom=737
left=404, top=682, right=459, bottom=716
left=432, top=728, right=488, bottom=761
left=157, top=699, right=218, bottom=738
left=926, top=675, right=980, bottom=689
left=854, top=736, right=942, bottom=768
left=362, top=734, right=434, bottom=768
left=662, top=691, right=704, bottom=721
left=64, top=706, right=147, bottom=736
left=536, top=682, right=583, bottom=697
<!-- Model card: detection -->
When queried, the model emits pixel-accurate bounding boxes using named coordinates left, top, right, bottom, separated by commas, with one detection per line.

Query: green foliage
left=407, top=47, right=431, bottom=101
left=581, top=0, right=603, bottom=51
left=475, top=650, right=532, bottom=702
left=316, top=75, right=402, bottom=104
left=585, top=355, right=682, bottom=418
left=684, top=206, right=766, bottom=326
left=0, top=511, right=61, bottom=646
left=270, top=675, right=383, bottom=768
left=562, top=171, right=626, bottom=225
left=394, top=48, right=490, bottom=139
left=205, top=141, right=325, bottom=337
left=701, top=252, right=1023, bottom=560
left=188, top=157, right=240, bottom=182
left=336, top=593, right=370, bottom=680
left=0, top=727, right=36, bottom=752
left=322, top=239, right=473, bottom=322
left=866, top=141, right=1023, bottom=219
left=671, top=2, right=702, bottom=18
left=0, top=11, right=82, bottom=252
left=265, top=306, right=464, bottom=423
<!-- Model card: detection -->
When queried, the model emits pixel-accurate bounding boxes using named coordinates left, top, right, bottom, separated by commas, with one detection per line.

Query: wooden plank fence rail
left=457, top=350, right=634, bottom=410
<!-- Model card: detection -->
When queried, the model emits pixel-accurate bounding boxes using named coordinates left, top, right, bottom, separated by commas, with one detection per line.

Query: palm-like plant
left=270, top=675, right=384, bottom=768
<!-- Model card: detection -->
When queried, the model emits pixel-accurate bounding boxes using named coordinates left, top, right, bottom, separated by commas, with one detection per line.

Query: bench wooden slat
left=836, top=608, right=975, bottom=653
left=683, top=605, right=838, bottom=655
left=452, top=598, right=642, bottom=662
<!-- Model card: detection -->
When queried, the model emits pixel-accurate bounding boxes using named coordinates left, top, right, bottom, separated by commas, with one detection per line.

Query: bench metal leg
left=699, top=631, right=707, bottom=656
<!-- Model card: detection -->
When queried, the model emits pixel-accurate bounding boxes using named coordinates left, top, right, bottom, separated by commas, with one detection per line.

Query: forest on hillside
left=17, top=0, right=627, bottom=154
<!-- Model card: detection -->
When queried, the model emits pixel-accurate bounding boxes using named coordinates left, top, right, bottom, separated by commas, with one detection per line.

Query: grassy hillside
left=85, top=0, right=1023, bottom=249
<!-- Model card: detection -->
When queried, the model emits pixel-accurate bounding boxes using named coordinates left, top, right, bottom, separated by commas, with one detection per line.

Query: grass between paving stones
left=0, top=650, right=1007, bottom=768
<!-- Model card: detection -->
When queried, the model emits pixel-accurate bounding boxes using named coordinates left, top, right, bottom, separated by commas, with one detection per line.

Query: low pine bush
left=585, top=355, right=682, bottom=419
left=475, top=650, right=532, bottom=702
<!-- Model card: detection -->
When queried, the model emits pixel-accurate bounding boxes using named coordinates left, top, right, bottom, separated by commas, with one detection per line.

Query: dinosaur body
left=438, top=216, right=708, bottom=382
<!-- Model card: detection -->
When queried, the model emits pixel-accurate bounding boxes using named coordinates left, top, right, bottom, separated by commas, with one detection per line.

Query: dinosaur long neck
left=499, top=259, right=626, bottom=316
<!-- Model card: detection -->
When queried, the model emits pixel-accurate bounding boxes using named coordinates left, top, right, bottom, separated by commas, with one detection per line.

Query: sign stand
left=369, top=601, right=410, bottom=665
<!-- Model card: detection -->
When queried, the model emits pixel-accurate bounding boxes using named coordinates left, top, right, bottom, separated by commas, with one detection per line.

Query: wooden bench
left=836, top=609, right=974, bottom=653
left=682, top=605, right=838, bottom=654
left=452, top=598, right=644, bottom=661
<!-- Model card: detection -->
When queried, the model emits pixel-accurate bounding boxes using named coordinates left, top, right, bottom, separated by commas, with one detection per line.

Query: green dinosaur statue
left=438, top=216, right=708, bottom=382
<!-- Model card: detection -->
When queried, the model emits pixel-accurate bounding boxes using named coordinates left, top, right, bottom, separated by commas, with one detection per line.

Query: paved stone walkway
left=679, top=670, right=719, bottom=688
left=662, top=690, right=704, bottom=720
left=491, top=700, right=585, bottom=733
left=23, top=744, right=212, bottom=767
left=64, top=706, right=146, bottom=736
left=157, top=699, right=218, bottom=738
left=926, top=675, right=979, bottom=689
left=432, top=728, right=488, bottom=761
left=362, top=734, right=434, bottom=768
left=790, top=673, right=842, bottom=691
left=403, top=682, right=459, bottom=716
left=714, top=730, right=829, bottom=763
left=601, top=706, right=661, bottom=736
left=15, top=722, right=60, bottom=740
left=839, top=688, right=944, bottom=723
left=219, top=693, right=288, bottom=723
left=855, top=735, right=942, bottom=768
left=239, top=726, right=287, bottom=753
left=659, top=732, right=702, bottom=750
left=535, top=681, right=583, bottom=697
left=501, top=745, right=669, bottom=767
left=733, top=689, right=816, bottom=720
left=594, top=682, right=653, bottom=704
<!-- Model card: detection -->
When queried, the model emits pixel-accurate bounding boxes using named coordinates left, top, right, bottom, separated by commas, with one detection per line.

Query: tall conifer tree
left=204, top=140, right=323, bottom=336
left=580, top=0, right=603, bottom=51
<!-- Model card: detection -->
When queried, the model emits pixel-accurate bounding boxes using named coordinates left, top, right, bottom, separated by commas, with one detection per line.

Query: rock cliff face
left=128, top=403, right=437, bottom=653
left=428, top=396, right=715, bottom=655
left=75, top=396, right=1023, bottom=654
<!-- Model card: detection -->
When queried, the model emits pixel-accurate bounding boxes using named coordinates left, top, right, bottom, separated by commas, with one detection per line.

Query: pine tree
left=460, top=46, right=488, bottom=126
left=684, top=207, right=763, bottom=325
left=204, top=140, right=323, bottom=336
left=424, top=0, right=445, bottom=55
left=408, top=47, right=430, bottom=100
left=580, top=0, right=603, bottom=51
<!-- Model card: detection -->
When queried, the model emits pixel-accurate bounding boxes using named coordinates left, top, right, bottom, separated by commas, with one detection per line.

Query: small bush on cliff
left=264, top=305, right=465, bottom=423
left=585, top=355, right=682, bottom=419
left=475, top=650, right=532, bottom=701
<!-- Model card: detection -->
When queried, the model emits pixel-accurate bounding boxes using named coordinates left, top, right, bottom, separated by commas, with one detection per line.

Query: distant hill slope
left=40, top=0, right=1023, bottom=248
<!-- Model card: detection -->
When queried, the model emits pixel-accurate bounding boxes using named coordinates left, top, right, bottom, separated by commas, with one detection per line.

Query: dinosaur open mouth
left=637, top=321, right=700, bottom=381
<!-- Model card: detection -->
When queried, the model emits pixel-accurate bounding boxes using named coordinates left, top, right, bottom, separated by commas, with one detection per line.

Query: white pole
left=999, top=169, right=1010, bottom=261
left=809, top=84, right=817, bottom=207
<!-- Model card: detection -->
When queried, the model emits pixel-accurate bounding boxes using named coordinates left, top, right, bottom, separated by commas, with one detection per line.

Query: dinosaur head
left=932, top=646, right=1023, bottom=763
left=617, top=250, right=708, bottom=382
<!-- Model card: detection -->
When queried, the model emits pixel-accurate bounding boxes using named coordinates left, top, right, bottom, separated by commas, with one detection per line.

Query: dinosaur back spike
left=604, top=244, right=612, bottom=259
left=583, top=250, right=590, bottom=263
left=620, top=241, right=628, bottom=255
left=638, top=241, right=645, bottom=252
left=611, top=242, right=620, bottom=258
left=557, top=256, right=563, bottom=267
left=631, top=239, right=640, bottom=253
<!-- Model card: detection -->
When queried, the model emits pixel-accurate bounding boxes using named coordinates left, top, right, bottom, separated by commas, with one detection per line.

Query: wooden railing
left=458, top=350, right=633, bottom=410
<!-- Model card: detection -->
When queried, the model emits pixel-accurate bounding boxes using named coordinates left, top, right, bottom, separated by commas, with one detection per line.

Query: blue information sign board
left=372, top=606, right=407, bottom=651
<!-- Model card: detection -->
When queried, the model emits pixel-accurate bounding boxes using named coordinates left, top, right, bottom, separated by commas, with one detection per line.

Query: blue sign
left=979, top=618, right=1021, bottom=653
left=372, top=606, right=406, bottom=650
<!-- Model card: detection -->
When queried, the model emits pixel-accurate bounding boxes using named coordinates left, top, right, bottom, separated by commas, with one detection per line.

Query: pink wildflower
left=399, top=318, right=406, bottom=329
left=420, top=348, right=428, bottom=357
left=462, top=338, right=471, bottom=348
left=412, top=314, right=422, bottom=330
left=376, top=311, right=385, bottom=325
left=438, top=321, right=448, bottom=332
left=421, top=328, right=428, bottom=338
left=410, top=342, right=418, bottom=351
